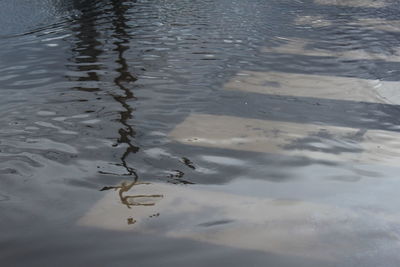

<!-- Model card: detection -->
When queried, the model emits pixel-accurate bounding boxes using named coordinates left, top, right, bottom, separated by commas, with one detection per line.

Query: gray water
left=2, top=0, right=400, bottom=266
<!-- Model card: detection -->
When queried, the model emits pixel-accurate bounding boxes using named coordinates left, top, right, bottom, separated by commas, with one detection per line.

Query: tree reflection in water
left=109, top=0, right=139, bottom=177
left=68, top=0, right=163, bottom=221
left=101, top=181, right=163, bottom=208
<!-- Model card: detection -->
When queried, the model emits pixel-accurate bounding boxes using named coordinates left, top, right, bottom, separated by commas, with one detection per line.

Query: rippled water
left=2, top=0, right=400, bottom=266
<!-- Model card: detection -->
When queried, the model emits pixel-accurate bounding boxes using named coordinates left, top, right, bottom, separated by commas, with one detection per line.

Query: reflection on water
left=169, top=113, right=400, bottom=166
left=314, top=0, right=390, bottom=8
left=101, top=181, right=163, bottom=210
left=79, top=180, right=400, bottom=262
left=3, top=0, right=400, bottom=266
left=108, top=0, right=139, bottom=177
left=264, top=37, right=400, bottom=62
left=68, top=0, right=173, bottom=227
left=68, top=0, right=138, bottom=178
left=225, top=70, right=400, bottom=103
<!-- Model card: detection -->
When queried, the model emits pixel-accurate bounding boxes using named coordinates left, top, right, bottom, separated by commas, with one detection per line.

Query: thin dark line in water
left=66, top=0, right=139, bottom=178
left=109, top=0, right=139, bottom=177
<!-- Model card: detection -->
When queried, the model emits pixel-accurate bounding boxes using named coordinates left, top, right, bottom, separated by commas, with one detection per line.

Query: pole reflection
left=109, top=0, right=139, bottom=177
left=67, top=0, right=162, bottom=219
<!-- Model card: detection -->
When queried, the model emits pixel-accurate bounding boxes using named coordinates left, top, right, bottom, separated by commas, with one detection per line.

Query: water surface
left=2, top=0, right=400, bottom=266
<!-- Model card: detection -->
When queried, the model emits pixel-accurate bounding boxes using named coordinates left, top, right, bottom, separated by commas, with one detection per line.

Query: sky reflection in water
left=1, top=0, right=400, bottom=266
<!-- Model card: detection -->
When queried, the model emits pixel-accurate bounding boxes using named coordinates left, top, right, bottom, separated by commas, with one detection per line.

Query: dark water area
left=2, top=0, right=400, bottom=266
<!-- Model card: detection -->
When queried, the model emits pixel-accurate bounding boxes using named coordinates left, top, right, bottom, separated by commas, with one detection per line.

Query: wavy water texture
left=2, top=0, right=400, bottom=266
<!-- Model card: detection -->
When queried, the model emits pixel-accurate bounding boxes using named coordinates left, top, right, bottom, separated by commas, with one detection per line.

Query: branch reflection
left=101, top=181, right=163, bottom=209
left=68, top=0, right=163, bottom=218
left=109, top=0, right=139, bottom=177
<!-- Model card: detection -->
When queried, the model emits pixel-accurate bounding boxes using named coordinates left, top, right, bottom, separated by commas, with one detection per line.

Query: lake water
left=2, top=0, right=400, bottom=266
